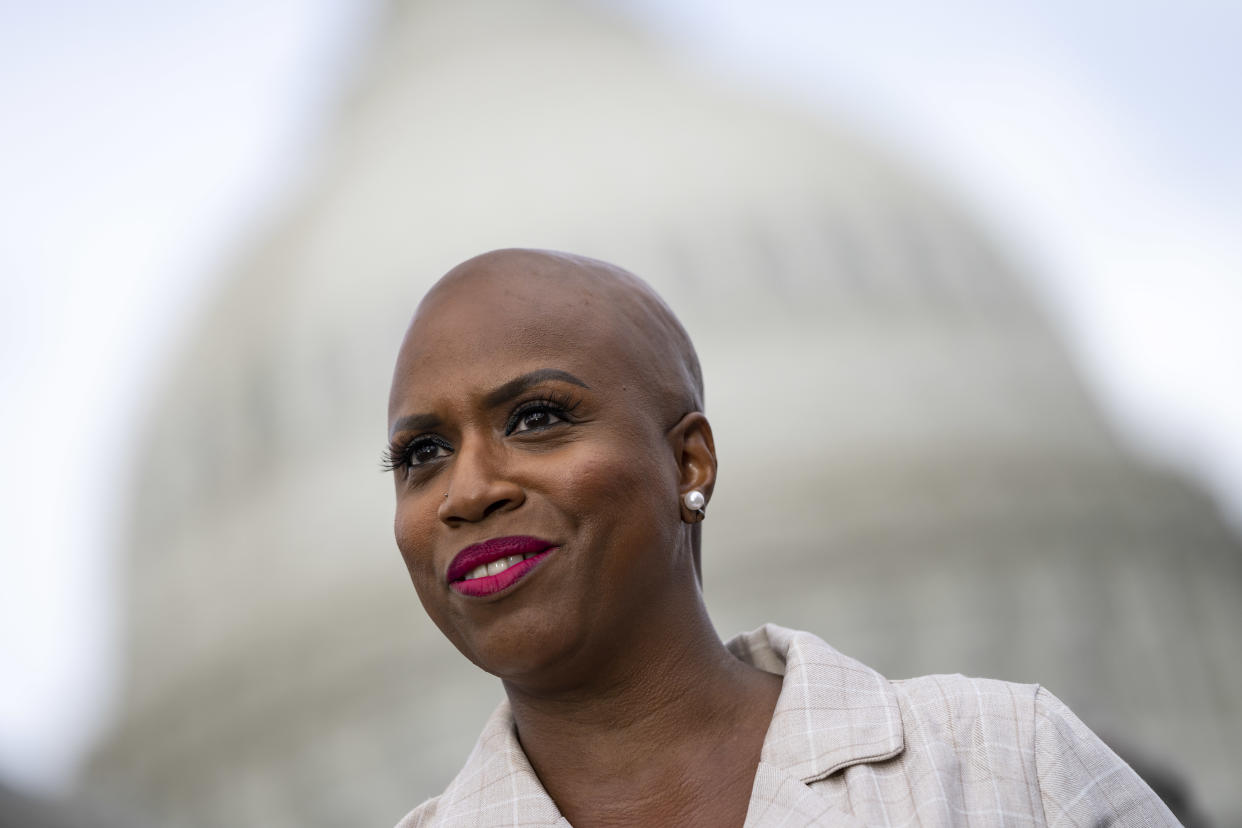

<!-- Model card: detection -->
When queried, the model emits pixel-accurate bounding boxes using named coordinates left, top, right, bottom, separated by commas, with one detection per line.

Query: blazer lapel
left=745, top=761, right=870, bottom=827
left=729, top=624, right=906, bottom=826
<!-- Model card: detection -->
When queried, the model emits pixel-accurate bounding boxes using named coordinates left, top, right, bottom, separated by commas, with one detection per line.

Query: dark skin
left=387, top=249, right=783, bottom=827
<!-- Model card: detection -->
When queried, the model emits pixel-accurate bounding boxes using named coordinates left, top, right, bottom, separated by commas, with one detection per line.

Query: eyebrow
left=388, top=412, right=442, bottom=439
left=481, top=369, right=590, bottom=408
left=388, top=369, right=590, bottom=439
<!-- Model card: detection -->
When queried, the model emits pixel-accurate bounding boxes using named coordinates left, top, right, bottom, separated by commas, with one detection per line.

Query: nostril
left=482, top=499, right=510, bottom=519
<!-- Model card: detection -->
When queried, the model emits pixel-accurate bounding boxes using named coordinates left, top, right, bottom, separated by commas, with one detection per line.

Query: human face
left=386, top=272, right=690, bottom=686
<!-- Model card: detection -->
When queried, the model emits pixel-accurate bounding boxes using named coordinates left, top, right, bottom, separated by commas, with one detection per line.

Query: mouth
left=446, top=535, right=557, bottom=598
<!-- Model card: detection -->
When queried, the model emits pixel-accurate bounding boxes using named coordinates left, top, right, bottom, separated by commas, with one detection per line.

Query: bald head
left=390, top=248, right=713, bottom=581
left=411, top=248, right=704, bottom=425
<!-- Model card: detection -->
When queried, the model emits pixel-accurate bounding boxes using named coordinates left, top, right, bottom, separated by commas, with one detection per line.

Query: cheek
left=394, top=494, right=438, bottom=588
left=556, top=436, right=679, bottom=548
left=395, top=495, right=469, bottom=648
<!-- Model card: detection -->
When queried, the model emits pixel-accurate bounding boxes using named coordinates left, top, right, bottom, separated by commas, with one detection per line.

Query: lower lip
left=449, top=550, right=554, bottom=597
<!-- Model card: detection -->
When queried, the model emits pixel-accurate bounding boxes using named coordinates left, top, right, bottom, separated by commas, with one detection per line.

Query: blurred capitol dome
left=85, top=0, right=1240, bottom=826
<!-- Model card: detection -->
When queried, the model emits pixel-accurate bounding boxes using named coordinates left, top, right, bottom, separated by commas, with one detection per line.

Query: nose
left=437, top=436, right=525, bottom=525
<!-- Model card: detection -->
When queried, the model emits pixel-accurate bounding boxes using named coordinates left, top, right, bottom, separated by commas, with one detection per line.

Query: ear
left=669, top=411, right=716, bottom=523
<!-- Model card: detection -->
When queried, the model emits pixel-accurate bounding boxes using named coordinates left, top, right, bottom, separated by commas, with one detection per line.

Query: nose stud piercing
left=683, top=489, right=706, bottom=521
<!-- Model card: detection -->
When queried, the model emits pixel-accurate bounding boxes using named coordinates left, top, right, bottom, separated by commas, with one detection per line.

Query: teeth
left=464, top=554, right=528, bottom=581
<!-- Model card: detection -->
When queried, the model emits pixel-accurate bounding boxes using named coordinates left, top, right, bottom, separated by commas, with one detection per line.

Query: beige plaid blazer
left=396, top=624, right=1178, bottom=827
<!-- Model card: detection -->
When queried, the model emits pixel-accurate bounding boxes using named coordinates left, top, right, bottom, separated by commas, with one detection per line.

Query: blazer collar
left=434, top=624, right=904, bottom=825
left=727, top=623, right=905, bottom=783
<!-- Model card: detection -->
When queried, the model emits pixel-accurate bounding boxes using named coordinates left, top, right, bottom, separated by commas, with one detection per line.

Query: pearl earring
left=683, top=489, right=706, bottom=521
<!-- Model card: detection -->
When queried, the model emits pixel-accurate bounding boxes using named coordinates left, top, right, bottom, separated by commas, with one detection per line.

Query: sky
left=0, top=0, right=382, bottom=794
left=609, top=0, right=1242, bottom=513
left=2, top=0, right=1239, bottom=797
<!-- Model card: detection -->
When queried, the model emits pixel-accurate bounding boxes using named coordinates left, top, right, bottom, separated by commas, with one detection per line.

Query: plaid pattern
left=396, top=624, right=1178, bottom=827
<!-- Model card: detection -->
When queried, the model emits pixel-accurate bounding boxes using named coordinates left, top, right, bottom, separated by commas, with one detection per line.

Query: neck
left=502, top=590, right=782, bottom=823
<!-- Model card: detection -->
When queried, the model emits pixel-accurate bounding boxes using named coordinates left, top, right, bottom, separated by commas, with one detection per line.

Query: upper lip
left=446, top=535, right=556, bottom=583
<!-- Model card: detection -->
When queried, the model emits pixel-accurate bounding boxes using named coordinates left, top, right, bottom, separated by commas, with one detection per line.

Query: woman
left=386, top=249, right=1176, bottom=827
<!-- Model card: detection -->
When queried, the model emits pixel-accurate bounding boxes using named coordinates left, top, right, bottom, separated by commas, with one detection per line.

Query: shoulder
left=1030, top=685, right=1181, bottom=826
left=393, top=797, right=440, bottom=828
left=889, top=673, right=1045, bottom=788
left=892, top=671, right=1039, bottom=718
left=885, top=674, right=1178, bottom=826
left=889, top=672, right=1044, bottom=755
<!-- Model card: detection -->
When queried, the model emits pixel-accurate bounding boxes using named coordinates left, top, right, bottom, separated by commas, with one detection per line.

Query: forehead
left=389, top=267, right=642, bottom=413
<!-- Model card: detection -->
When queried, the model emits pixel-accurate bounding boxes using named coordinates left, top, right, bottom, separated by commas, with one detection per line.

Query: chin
left=457, top=610, right=587, bottom=687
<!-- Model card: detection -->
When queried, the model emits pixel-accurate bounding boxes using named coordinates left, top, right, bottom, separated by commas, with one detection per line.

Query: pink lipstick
left=447, top=536, right=556, bottom=597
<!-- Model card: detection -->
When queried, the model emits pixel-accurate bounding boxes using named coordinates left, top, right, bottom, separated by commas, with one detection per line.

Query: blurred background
left=2, top=0, right=1240, bottom=825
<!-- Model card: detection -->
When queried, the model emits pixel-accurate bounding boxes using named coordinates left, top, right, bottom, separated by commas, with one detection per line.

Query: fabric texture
left=395, top=624, right=1179, bottom=827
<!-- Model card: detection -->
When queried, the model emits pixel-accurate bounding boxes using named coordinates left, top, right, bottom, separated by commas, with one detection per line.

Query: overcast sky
left=2, top=0, right=1239, bottom=796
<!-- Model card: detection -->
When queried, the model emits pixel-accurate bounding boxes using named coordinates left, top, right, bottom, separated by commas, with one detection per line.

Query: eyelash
left=504, top=391, right=581, bottom=435
left=380, top=434, right=450, bottom=474
left=381, top=392, right=582, bottom=475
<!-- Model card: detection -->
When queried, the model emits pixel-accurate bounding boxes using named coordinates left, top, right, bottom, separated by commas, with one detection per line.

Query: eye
left=509, top=404, right=563, bottom=434
left=505, top=396, right=577, bottom=436
left=382, top=434, right=453, bottom=475
left=409, top=436, right=452, bottom=464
